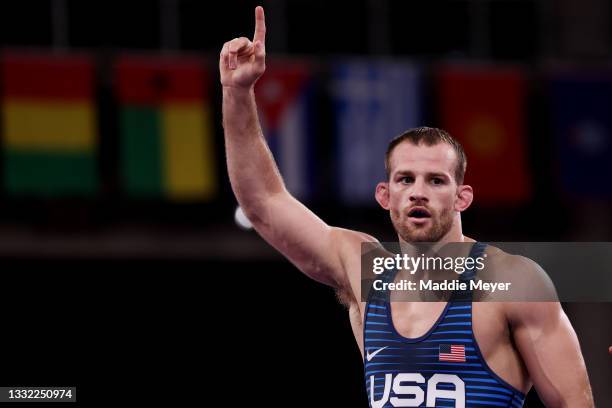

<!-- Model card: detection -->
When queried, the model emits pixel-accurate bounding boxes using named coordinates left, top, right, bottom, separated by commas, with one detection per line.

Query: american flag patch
left=439, top=344, right=466, bottom=362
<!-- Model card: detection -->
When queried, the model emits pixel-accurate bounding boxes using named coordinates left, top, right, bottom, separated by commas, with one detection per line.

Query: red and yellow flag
left=438, top=65, right=531, bottom=204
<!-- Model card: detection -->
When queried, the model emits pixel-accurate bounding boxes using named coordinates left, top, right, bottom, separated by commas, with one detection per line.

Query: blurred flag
left=332, top=60, right=421, bottom=204
left=548, top=72, right=612, bottom=197
left=115, top=55, right=216, bottom=201
left=1, top=52, right=97, bottom=196
left=255, top=60, right=315, bottom=200
left=438, top=65, right=531, bottom=204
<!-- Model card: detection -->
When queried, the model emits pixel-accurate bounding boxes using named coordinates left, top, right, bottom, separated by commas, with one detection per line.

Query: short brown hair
left=385, top=126, right=467, bottom=184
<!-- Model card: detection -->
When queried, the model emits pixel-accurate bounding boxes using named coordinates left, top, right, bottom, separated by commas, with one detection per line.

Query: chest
left=384, top=302, right=508, bottom=351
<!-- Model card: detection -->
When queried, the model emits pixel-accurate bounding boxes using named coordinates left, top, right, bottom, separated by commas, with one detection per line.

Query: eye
left=400, top=176, right=414, bottom=184
left=431, top=177, right=444, bottom=185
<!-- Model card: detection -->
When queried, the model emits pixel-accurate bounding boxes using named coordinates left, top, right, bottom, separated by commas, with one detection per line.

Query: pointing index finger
left=253, top=6, right=266, bottom=44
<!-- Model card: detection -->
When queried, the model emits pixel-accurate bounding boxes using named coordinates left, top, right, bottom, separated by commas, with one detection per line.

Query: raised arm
left=220, top=7, right=367, bottom=289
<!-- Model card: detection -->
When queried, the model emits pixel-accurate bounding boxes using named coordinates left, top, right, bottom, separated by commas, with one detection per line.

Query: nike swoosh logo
left=366, top=346, right=388, bottom=361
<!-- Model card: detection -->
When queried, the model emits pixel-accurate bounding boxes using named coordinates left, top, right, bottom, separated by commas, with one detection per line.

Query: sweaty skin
left=220, top=7, right=594, bottom=407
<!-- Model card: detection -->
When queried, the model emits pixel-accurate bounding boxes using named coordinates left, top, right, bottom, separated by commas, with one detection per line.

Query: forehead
left=388, top=142, right=457, bottom=176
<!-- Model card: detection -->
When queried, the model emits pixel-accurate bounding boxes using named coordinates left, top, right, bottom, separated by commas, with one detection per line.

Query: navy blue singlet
left=363, top=242, right=526, bottom=408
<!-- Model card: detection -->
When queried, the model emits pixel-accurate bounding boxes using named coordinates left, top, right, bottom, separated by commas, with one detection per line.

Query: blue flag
left=549, top=73, right=612, bottom=197
left=332, top=60, right=421, bottom=205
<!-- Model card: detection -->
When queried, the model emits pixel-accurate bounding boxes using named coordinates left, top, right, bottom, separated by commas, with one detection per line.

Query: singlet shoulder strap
left=452, top=241, right=488, bottom=302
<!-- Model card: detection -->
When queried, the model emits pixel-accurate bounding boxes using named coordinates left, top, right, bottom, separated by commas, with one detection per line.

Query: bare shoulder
left=482, top=244, right=551, bottom=281
left=481, top=244, right=560, bottom=321
left=334, top=228, right=393, bottom=272
left=330, top=227, right=383, bottom=307
left=484, top=244, right=537, bottom=268
left=331, top=227, right=381, bottom=260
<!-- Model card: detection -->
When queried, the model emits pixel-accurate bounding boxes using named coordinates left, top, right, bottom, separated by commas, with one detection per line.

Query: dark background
left=0, top=0, right=611, bottom=407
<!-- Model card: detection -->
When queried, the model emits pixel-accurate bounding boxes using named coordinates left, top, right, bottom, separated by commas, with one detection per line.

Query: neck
left=396, top=215, right=476, bottom=282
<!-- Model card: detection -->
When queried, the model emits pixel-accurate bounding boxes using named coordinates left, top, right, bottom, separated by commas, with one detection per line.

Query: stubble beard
left=392, top=206, right=454, bottom=243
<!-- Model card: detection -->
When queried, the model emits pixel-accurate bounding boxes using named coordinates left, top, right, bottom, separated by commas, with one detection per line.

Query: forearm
left=222, top=86, right=286, bottom=215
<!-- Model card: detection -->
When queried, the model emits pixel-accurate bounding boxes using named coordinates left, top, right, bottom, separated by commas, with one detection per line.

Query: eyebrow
left=394, top=170, right=450, bottom=179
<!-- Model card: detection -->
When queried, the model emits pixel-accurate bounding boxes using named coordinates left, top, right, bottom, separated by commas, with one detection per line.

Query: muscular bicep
left=508, top=302, right=593, bottom=407
left=245, top=190, right=353, bottom=288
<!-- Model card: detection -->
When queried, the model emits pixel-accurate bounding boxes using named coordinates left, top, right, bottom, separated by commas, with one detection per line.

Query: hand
left=219, top=6, right=266, bottom=90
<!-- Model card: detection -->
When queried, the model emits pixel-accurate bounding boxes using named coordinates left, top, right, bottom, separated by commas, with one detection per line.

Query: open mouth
left=407, top=207, right=432, bottom=219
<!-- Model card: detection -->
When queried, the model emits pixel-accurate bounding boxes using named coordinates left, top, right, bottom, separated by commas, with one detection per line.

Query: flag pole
left=51, top=0, right=69, bottom=51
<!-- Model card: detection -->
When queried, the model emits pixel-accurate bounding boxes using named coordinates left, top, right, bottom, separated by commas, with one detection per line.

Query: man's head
left=375, top=127, right=473, bottom=243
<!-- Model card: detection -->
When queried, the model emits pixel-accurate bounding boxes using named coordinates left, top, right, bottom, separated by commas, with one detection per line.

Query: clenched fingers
left=227, top=37, right=253, bottom=69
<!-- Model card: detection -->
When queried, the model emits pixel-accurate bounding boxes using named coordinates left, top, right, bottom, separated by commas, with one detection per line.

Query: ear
left=455, top=184, right=473, bottom=212
left=375, top=182, right=390, bottom=210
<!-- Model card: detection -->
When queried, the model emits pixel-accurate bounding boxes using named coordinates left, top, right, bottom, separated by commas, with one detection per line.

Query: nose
left=409, top=178, right=429, bottom=203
